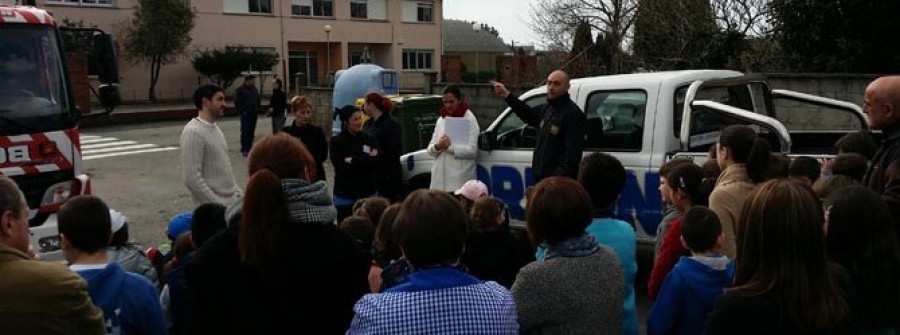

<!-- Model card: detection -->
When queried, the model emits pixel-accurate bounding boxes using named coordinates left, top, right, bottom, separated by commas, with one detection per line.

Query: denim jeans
left=240, top=111, right=258, bottom=155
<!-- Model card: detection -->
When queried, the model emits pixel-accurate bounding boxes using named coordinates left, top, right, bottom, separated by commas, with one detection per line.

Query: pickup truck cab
left=400, top=70, right=866, bottom=244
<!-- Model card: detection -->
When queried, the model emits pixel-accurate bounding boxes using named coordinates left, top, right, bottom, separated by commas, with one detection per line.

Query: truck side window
left=496, top=95, right=546, bottom=149
left=584, top=90, right=647, bottom=152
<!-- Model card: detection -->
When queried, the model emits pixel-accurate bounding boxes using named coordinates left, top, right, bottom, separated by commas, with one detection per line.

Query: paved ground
left=82, top=114, right=655, bottom=333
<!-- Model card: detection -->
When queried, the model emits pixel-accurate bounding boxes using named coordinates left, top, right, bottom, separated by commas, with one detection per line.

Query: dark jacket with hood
left=865, top=122, right=900, bottom=221
left=647, top=256, right=734, bottom=335
left=505, top=92, right=585, bottom=181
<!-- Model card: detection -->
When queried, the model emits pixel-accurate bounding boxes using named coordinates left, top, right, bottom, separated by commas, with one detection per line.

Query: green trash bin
left=390, top=95, right=443, bottom=154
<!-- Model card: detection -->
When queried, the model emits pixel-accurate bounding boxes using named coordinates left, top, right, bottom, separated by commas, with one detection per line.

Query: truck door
left=477, top=94, right=546, bottom=220
left=577, top=85, right=659, bottom=238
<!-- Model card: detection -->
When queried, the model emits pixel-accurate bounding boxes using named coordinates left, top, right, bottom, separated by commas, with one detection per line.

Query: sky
left=443, top=0, right=541, bottom=48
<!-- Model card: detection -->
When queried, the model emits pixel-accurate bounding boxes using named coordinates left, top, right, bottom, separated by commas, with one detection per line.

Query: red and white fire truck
left=0, top=4, right=120, bottom=260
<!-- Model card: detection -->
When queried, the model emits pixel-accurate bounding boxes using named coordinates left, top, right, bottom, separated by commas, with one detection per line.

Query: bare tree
left=710, top=0, right=771, bottom=36
left=529, top=0, right=639, bottom=74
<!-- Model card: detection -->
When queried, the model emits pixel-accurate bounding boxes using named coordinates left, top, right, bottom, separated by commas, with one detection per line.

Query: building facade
left=40, top=0, right=443, bottom=101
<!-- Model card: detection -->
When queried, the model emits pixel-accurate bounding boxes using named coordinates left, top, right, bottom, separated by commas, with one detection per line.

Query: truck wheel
left=404, top=174, right=431, bottom=196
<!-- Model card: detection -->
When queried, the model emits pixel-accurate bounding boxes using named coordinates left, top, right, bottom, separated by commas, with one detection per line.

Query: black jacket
left=865, top=122, right=900, bottom=221
left=330, top=130, right=379, bottom=199
left=505, top=92, right=585, bottom=181
left=461, top=228, right=535, bottom=289
left=268, top=89, right=287, bottom=113
left=283, top=123, right=328, bottom=182
left=187, top=223, right=370, bottom=335
left=234, top=84, right=260, bottom=114
left=363, top=115, right=403, bottom=201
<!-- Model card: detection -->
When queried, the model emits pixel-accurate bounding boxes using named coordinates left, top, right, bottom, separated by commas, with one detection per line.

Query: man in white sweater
left=181, top=84, right=242, bottom=205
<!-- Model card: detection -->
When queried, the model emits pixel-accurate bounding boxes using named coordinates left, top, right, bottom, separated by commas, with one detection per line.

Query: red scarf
left=440, top=99, right=469, bottom=118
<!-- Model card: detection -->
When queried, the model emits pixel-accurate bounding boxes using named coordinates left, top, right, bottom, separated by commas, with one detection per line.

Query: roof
left=0, top=6, right=55, bottom=26
left=443, top=19, right=510, bottom=53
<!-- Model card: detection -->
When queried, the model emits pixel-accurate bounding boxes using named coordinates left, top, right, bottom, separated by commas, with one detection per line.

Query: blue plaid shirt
left=347, top=267, right=518, bottom=334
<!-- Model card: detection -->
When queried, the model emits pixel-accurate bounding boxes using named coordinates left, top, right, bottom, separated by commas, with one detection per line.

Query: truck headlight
left=40, top=181, right=73, bottom=206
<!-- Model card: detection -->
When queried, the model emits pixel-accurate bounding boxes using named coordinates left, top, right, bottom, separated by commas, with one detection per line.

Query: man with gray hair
left=0, top=176, right=104, bottom=334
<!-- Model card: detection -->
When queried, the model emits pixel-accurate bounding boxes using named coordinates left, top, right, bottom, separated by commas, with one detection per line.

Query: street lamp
left=324, top=24, right=332, bottom=86
left=472, top=22, right=480, bottom=83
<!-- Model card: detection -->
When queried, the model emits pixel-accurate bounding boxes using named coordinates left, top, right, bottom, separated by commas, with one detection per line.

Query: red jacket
left=648, top=215, right=690, bottom=299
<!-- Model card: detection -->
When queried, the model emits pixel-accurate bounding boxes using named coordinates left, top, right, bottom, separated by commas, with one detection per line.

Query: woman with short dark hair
left=707, top=179, right=851, bottom=334
left=513, top=177, right=625, bottom=334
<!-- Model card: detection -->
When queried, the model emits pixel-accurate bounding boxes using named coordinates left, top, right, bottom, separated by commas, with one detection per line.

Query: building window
left=417, top=3, right=432, bottom=22
left=289, top=51, right=319, bottom=86
left=351, top=0, right=368, bottom=19
left=402, top=50, right=433, bottom=70
left=223, top=0, right=271, bottom=14
left=291, top=0, right=333, bottom=17
left=248, top=0, right=271, bottom=13
left=46, top=0, right=114, bottom=5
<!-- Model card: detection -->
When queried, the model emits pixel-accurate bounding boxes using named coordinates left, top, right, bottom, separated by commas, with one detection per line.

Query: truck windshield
left=0, top=25, right=73, bottom=135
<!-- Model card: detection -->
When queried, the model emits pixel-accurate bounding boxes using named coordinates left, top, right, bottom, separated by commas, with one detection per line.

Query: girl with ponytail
left=190, top=133, right=370, bottom=334
left=709, top=125, right=772, bottom=258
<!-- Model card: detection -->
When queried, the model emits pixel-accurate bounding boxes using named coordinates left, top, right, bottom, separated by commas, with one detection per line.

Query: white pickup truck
left=400, top=70, right=866, bottom=244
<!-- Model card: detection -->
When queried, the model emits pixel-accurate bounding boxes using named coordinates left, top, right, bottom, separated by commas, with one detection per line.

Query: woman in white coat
left=427, top=85, right=481, bottom=192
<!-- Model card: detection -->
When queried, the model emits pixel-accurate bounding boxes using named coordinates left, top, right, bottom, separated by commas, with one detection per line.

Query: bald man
left=492, top=71, right=586, bottom=182
left=862, top=76, right=900, bottom=219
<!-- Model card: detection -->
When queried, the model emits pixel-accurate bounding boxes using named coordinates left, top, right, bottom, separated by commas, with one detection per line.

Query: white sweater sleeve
left=426, top=117, right=445, bottom=158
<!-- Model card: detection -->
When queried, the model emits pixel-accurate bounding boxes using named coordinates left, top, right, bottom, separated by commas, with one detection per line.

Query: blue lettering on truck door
left=478, top=164, right=663, bottom=236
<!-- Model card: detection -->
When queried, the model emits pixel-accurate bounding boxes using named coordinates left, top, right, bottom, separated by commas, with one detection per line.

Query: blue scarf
left=543, top=233, right=601, bottom=260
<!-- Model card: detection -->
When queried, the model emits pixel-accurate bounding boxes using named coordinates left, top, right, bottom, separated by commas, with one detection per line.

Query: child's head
left=373, top=204, right=402, bottom=264
left=831, top=153, right=868, bottom=182
left=789, top=156, right=822, bottom=185
left=680, top=206, right=722, bottom=254
left=767, top=153, right=791, bottom=180
left=578, top=152, right=626, bottom=217
left=471, top=196, right=504, bottom=232
left=168, top=212, right=193, bottom=242
left=658, top=158, right=692, bottom=205
left=813, top=175, right=858, bottom=201
left=666, top=163, right=705, bottom=210
left=340, top=215, right=375, bottom=250
left=191, top=203, right=226, bottom=249
left=835, top=131, right=877, bottom=160
left=354, top=197, right=390, bottom=226
left=58, top=195, right=112, bottom=256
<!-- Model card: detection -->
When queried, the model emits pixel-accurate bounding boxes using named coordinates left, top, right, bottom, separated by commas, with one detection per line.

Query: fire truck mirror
left=93, top=33, right=119, bottom=85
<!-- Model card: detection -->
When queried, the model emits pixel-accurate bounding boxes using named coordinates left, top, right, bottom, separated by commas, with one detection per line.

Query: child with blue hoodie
left=59, top=195, right=166, bottom=335
left=647, top=206, right=734, bottom=335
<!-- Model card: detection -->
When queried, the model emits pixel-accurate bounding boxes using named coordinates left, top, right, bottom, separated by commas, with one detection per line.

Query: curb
left=79, top=107, right=241, bottom=128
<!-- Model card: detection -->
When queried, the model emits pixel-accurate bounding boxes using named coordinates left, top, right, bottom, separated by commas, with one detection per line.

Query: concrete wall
left=763, top=73, right=877, bottom=130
